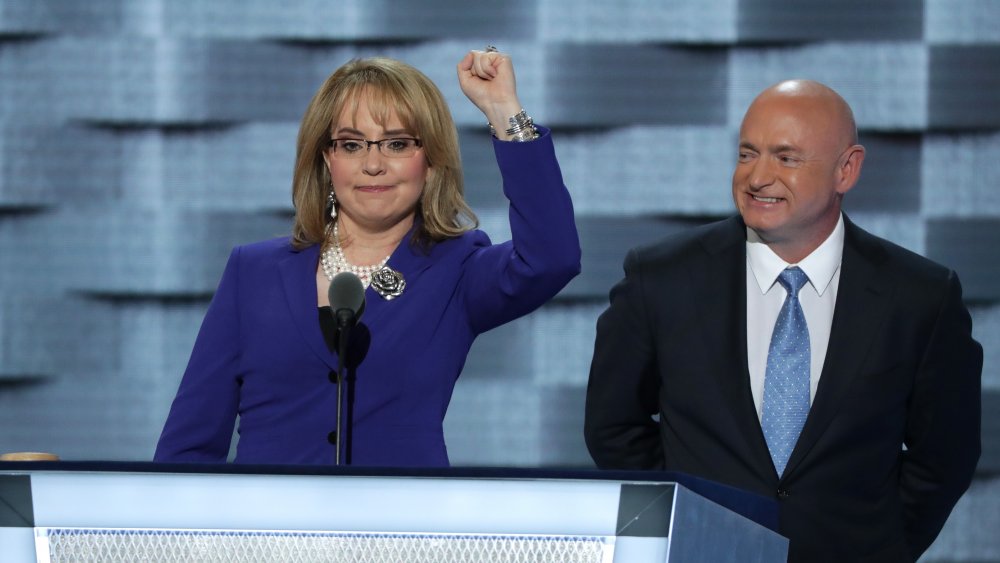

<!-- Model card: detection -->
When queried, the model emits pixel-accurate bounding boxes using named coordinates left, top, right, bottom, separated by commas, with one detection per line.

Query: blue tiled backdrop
left=1, top=1, right=998, bottom=560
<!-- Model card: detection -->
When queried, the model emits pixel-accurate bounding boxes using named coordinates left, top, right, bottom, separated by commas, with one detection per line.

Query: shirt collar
left=746, top=214, right=844, bottom=296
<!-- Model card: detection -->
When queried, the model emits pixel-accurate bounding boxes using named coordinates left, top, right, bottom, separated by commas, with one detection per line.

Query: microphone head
left=328, top=271, right=366, bottom=323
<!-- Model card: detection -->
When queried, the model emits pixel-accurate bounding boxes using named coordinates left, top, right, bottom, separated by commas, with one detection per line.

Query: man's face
left=732, top=92, right=857, bottom=261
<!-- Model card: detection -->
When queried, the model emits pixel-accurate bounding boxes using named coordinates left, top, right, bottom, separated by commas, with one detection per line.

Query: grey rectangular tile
left=926, top=218, right=1000, bottom=302
left=737, top=0, right=923, bottom=41
left=929, top=46, right=1000, bottom=130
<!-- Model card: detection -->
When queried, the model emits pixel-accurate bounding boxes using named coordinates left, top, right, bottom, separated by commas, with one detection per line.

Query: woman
left=154, top=49, right=580, bottom=467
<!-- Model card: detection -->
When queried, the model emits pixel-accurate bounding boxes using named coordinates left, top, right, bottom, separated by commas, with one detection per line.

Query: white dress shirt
left=746, top=215, right=845, bottom=420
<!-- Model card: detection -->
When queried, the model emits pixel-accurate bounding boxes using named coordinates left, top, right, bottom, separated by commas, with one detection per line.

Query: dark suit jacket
left=585, top=215, right=982, bottom=562
left=154, top=129, right=581, bottom=467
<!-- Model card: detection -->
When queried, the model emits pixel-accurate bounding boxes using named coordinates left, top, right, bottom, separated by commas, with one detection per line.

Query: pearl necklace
left=321, top=222, right=391, bottom=288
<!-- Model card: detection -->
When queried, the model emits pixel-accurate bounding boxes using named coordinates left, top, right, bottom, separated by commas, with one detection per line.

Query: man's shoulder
left=845, top=219, right=954, bottom=287
left=630, top=216, right=744, bottom=267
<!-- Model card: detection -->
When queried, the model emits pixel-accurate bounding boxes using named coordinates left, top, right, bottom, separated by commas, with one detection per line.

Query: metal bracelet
left=488, top=109, right=539, bottom=142
left=508, top=128, right=539, bottom=142
left=504, top=109, right=533, bottom=136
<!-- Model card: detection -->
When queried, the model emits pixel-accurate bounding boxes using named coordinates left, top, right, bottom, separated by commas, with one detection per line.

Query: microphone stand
left=334, top=310, right=354, bottom=466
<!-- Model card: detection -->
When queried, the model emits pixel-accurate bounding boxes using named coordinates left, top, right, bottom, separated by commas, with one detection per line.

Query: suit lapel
left=783, top=217, right=892, bottom=476
left=698, top=218, right=778, bottom=477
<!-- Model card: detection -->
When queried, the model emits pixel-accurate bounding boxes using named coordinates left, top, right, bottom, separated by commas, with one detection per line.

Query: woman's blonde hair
left=290, top=57, right=477, bottom=250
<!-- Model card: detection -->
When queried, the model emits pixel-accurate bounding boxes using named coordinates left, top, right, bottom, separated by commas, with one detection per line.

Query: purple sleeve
left=461, top=126, right=582, bottom=334
left=154, top=247, right=243, bottom=462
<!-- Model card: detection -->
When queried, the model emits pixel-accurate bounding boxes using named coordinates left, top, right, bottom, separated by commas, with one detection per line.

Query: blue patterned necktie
left=761, top=267, right=811, bottom=477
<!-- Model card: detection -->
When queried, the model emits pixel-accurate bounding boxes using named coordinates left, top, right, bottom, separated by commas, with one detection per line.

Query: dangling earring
left=327, top=189, right=337, bottom=219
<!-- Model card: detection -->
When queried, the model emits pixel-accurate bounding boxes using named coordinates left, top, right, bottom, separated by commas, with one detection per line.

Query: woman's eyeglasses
left=328, top=138, right=423, bottom=159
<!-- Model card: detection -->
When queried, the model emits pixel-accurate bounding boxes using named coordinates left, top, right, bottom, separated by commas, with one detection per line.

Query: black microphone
left=328, top=271, right=366, bottom=330
left=326, top=271, right=365, bottom=466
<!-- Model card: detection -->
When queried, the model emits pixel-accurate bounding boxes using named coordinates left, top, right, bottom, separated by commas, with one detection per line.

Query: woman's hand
left=457, top=49, right=524, bottom=140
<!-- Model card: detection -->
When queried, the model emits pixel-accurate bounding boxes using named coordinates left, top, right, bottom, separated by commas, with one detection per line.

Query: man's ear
left=836, top=144, right=866, bottom=195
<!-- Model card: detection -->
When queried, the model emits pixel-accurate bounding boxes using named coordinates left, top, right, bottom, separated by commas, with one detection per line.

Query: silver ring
left=485, top=45, right=498, bottom=53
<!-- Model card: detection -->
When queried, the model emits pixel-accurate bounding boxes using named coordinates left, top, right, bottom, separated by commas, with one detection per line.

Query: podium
left=0, top=463, right=788, bottom=562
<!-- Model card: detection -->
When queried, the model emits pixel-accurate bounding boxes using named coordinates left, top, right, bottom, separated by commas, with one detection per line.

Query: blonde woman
left=155, top=50, right=580, bottom=467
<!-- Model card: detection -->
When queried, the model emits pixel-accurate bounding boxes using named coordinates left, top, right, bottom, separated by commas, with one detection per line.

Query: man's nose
left=747, top=157, right=775, bottom=190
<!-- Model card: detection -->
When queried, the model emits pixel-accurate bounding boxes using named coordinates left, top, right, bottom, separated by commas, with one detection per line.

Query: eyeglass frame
left=326, top=137, right=424, bottom=159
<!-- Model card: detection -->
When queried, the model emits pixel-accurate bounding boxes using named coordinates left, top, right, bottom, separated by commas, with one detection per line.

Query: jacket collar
left=277, top=220, right=437, bottom=369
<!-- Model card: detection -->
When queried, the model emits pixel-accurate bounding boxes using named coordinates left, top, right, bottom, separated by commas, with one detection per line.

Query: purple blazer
left=154, top=129, right=580, bottom=467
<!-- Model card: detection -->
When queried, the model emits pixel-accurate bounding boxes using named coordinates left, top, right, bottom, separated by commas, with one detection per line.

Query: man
left=585, top=80, right=982, bottom=562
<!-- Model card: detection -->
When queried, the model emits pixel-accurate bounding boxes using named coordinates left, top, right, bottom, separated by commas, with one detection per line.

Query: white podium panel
left=0, top=464, right=788, bottom=562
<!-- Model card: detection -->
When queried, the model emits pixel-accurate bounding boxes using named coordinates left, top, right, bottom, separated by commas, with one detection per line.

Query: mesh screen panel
left=38, top=528, right=612, bottom=562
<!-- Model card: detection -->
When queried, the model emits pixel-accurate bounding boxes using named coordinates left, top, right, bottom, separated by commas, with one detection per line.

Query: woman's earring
left=327, top=189, right=337, bottom=219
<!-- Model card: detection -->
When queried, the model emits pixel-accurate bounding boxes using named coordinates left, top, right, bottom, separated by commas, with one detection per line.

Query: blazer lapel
left=783, top=217, right=893, bottom=476
left=352, top=229, right=436, bottom=331
left=276, top=230, right=434, bottom=369
left=278, top=244, right=337, bottom=370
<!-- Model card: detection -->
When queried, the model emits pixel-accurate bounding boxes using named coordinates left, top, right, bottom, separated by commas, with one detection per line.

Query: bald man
left=585, top=80, right=982, bottom=562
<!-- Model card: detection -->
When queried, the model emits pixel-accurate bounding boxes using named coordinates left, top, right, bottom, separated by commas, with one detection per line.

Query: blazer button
left=776, top=489, right=790, bottom=499
left=327, top=431, right=337, bottom=445
left=328, top=370, right=339, bottom=384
